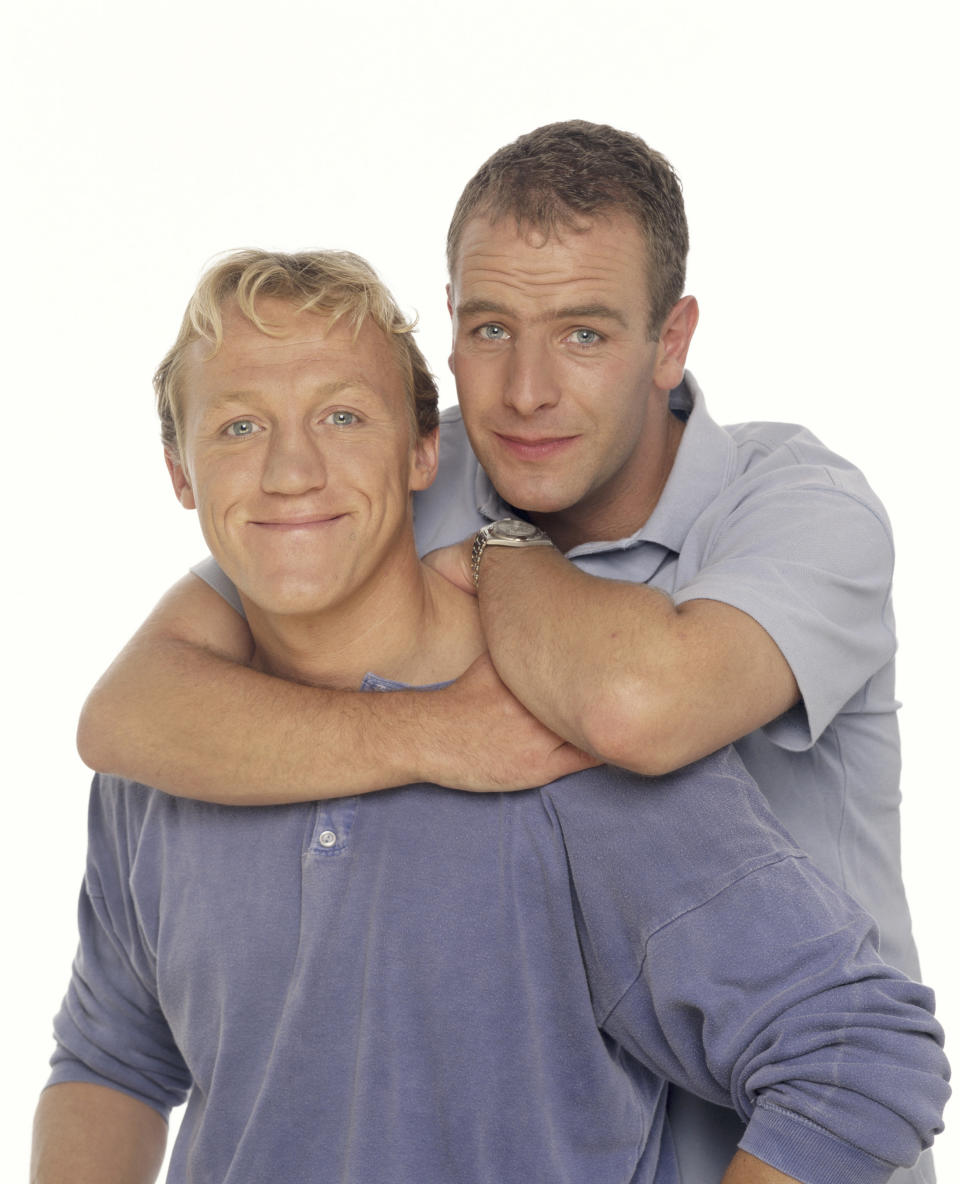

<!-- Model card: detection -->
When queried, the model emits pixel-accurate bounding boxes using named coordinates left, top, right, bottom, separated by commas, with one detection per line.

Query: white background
left=4, top=0, right=957, bottom=1176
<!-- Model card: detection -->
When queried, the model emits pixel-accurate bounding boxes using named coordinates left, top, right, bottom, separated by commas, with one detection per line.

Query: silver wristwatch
left=471, top=518, right=554, bottom=589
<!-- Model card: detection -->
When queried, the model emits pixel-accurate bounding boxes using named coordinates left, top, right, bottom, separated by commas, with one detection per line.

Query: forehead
left=182, top=297, right=404, bottom=404
left=451, top=212, right=651, bottom=315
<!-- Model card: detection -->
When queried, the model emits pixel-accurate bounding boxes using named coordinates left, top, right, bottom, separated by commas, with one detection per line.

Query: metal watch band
left=470, top=519, right=553, bottom=589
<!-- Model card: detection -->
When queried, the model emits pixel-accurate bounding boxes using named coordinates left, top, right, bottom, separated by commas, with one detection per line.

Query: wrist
left=471, top=518, right=554, bottom=590
left=391, top=681, right=480, bottom=790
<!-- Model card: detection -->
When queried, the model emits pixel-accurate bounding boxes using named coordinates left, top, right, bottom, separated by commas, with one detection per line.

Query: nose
left=261, top=424, right=328, bottom=496
left=501, top=337, right=561, bottom=415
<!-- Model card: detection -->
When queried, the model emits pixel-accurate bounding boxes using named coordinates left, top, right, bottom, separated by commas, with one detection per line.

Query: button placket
left=309, top=798, right=359, bottom=856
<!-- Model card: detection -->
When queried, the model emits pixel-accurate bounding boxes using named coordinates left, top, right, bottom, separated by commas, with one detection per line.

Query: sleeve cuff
left=740, top=1101, right=899, bottom=1184
left=671, top=584, right=825, bottom=748
left=45, top=1059, right=176, bottom=1121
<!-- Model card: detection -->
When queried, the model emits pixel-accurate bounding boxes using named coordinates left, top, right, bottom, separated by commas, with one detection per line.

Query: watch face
left=493, top=519, right=540, bottom=541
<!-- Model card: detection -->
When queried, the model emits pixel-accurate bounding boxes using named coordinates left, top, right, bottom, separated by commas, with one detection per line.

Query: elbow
left=577, top=679, right=692, bottom=776
left=76, top=683, right=122, bottom=774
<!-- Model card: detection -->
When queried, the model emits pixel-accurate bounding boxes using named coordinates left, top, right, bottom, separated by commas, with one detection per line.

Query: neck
left=244, top=555, right=484, bottom=691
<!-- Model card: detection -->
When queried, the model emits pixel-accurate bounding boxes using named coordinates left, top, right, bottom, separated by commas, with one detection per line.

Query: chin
left=492, top=479, right=581, bottom=517
left=238, top=576, right=342, bottom=620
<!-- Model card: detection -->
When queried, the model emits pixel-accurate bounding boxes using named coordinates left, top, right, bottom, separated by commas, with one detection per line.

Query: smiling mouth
left=250, top=514, right=346, bottom=530
left=494, top=433, right=578, bottom=459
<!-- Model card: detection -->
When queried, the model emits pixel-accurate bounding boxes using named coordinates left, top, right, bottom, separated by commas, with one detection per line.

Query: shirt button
left=318, top=830, right=337, bottom=848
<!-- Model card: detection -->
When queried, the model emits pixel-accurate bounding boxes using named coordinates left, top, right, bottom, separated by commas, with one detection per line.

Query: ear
left=653, top=295, right=699, bottom=391
left=409, top=427, right=439, bottom=492
left=165, top=449, right=196, bottom=510
left=446, top=283, right=456, bottom=375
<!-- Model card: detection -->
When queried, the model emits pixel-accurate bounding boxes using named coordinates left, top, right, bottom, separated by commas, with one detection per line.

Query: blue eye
left=568, top=328, right=601, bottom=346
left=477, top=324, right=509, bottom=341
left=225, top=420, right=259, bottom=437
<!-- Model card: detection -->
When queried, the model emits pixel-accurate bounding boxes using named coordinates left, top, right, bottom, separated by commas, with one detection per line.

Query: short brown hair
left=446, top=120, right=688, bottom=336
left=156, top=249, right=438, bottom=458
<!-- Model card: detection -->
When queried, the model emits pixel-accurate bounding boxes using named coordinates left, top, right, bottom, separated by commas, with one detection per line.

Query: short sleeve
left=673, top=481, right=897, bottom=748
left=47, top=776, right=192, bottom=1116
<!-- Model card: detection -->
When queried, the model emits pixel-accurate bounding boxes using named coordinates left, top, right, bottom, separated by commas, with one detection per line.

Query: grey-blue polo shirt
left=413, top=374, right=916, bottom=980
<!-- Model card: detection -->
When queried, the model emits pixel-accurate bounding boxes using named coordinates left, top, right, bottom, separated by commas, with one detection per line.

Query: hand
left=428, top=654, right=599, bottom=790
left=423, top=537, right=476, bottom=595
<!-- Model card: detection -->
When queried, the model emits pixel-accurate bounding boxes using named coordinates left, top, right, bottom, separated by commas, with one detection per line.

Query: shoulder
left=85, top=774, right=168, bottom=878
left=85, top=773, right=222, bottom=881
left=663, top=381, right=894, bottom=570
left=677, top=415, right=895, bottom=582
left=438, top=403, right=468, bottom=438
left=538, top=751, right=813, bottom=1024
left=89, top=772, right=155, bottom=834
left=542, top=749, right=804, bottom=933
left=414, top=406, right=487, bottom=552
left=723, top=419, right=892, bottom=533
left=434, top=406, right=476, bottom=481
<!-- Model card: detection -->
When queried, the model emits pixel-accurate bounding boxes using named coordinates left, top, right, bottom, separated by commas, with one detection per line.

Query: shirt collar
left=634, top=372, right=738, bottom=554
left=475, top=459, right=513, bottom=523
left=471, top=371, right=738, bottom=556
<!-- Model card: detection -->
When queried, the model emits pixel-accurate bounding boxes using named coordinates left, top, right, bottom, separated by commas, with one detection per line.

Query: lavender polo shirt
left=48, top=731, right=948, bottom=1183
left=191, top=373, right=926, bottom=1181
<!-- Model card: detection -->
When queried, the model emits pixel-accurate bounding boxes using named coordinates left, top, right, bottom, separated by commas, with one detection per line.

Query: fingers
left=434, top=657, right=598, bottom=791
left=422, top=539, right=475, bottom=594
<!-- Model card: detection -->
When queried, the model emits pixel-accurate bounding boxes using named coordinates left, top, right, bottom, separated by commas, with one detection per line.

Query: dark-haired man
left=77, top=124, right=928, bottom=1181
left=34, top=250, right=948, bottom=1184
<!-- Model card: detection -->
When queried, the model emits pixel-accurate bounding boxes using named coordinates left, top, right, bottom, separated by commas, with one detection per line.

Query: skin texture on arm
left=77, top=573, right=594, bottom=803
left=721, top=1151, right=800, bottom=1184
left=427, top=540, right=799, bottom=775
left=441, top=212, right=804, bottom=776
left=31, top=1083, right=167, bottom=1184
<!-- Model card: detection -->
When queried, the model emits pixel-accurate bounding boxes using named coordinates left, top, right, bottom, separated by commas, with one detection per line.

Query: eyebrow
left=456, top=298, right=628, bottom=330
left=200, top=378, right=375, bottom=412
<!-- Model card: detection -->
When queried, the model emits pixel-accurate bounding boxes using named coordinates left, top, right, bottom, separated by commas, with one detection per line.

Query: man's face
left=169, top=298, right=436, bottom=619
left=448, top=212, right=692, bottom=544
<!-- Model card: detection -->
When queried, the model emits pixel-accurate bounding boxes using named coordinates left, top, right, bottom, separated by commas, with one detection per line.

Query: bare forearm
left=77, top=576, right=593, bottom=802
left=476, top=545, right=798, bottom=774
left=31, top=1083, right=167, bottom=1184
left=76, top=573, right=436, bottom=801
left=79, top=636, right=440, bottom=801
left=721, top=1151, right=800, bottom=1184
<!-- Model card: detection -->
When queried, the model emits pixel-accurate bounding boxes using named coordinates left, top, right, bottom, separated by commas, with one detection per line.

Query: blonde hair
left=156, top=249, right=438, bottom=457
